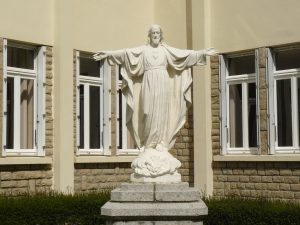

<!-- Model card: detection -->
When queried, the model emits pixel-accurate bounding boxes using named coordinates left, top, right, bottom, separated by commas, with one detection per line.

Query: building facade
left=0, top=0, right=299, bottom=202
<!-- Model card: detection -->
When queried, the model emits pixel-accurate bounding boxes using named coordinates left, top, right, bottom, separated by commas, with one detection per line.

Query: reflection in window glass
left=20, top=79, right=34, bottom=149
left=277, top=79, right=292, bottom=146
left=89, top=86, right=100, bottom=149
left=248, top=83, right=257, bottom=147
left=228, top=55, right=255, bottom=76
left=79, top=85, right=84, bottom=149
left=80, top=57, right=100, bottom=77
left=275, top=48, right=300, bottom=70
left=7, top=46, right=34, bottom=70
left=6, top=78, right=14, bottom=149
left=229, top=84, right=243, bottom=147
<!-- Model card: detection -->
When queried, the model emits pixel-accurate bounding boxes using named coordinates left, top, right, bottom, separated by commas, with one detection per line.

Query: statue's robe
left=106, top=43, right=206, bottom=153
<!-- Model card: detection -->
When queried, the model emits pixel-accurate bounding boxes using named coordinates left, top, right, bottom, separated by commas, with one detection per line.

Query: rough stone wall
left=170, top=108, right=194, bottom=186
left=0, top=164, right=53, bottom=196
left=213, top=161, right=300, bottom=202
left=258, top=48, right=268, bottom=154
left=45, top=46, right=54, bottom=156
left=74, top=163, right=131, bottom=192
left=210, top=56, right=220, bottom=156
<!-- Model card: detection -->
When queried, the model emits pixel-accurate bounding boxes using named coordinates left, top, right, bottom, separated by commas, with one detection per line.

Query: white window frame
left=267, top=46, right=300, bottom=154
left=220, top=51, right=259, bottom=155
left=2, top=40, right=46, bottom=157
left=76, top=51, right=111, bottom=155
left=116, top=66, right=139, bottom=155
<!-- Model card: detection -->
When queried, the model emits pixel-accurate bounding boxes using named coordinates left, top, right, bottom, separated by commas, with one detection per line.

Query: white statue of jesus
left=94, top=25, right=216, bottom=182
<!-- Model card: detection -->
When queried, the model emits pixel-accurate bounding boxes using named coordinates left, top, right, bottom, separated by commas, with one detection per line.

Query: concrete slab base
left=102, top=182, right=208, bottom=224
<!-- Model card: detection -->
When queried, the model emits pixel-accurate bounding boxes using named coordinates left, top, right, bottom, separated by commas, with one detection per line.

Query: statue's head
left=148, top=24, right=163, bottom=46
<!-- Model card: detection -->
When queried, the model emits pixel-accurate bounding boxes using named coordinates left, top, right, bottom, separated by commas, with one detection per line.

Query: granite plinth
left=102, top=182, right=207, bottom=224
left=131, top=173, right=181, bottom=183
left=111, top=183, right=155, bottom=202
left=102, top=201, right=207, bottom=217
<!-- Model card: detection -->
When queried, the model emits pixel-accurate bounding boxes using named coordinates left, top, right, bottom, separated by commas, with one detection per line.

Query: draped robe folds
left=105, top=43, right=206, bottom=177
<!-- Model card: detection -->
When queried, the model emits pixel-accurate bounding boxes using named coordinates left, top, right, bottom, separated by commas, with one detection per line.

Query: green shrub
left=0, top=192, right=299, bottom=225
left=0, top=191, right=110, bottom=225
left=203, top=197, right=300, bottom=225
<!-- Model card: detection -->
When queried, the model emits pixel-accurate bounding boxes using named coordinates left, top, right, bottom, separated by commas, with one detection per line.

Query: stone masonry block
left=239, top=176, right=249, bottom=182
left=279, top=184, right=290, bottom=191
left=290, top=184, right=300, bottom=191
left=280, top=169, right=292, bottom=176
left=227, top=175, right=239, bottom=182
left=272, top=176, right=285, bottom=183
left=267, top=183, right=279, bottom=190
left=258, top=48, right=266, bottom=68
left=249, top=176, right=261, bottom=183
left=284, top=176, right=299, bottom=184
left=265, top=169, right=279, bottom=176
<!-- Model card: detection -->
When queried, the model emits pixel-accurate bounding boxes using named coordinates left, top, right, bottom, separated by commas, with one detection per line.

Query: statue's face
left=150, top=27, right=161, bottom=46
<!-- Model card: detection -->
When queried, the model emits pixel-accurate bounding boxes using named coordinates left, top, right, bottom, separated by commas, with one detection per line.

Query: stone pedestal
left=101, top=182, right=208, bottom=225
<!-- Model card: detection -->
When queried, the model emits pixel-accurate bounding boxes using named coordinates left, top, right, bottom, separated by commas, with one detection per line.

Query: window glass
left=229, top=84, right=243, bottom=147
left=6, top=77, right=14, bottom=149
left=275, top=48, right=300, bottom=70
left=276, top=79, right=292, bottom=146
left=228, top=55, right=255, bottom=76
left=248, top=83, right=257, bottom=147
left=7, top=46, right=34, bottom=70
left=20, top=79, right=34, bottom=149
left=80, top=57, right=100, bottom=77
left=89, top=86, right=100, bottom=149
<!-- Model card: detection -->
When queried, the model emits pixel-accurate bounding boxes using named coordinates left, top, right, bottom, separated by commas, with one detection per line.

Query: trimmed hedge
left=0, top=192, right=299, bottom=225
left=204, top=197, right=300, bottom=225
left=0, top=191, right=110, bottom=225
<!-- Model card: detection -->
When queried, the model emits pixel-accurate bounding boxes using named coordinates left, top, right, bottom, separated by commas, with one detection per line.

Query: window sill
left=0, top=157, right=52, bottom=165
left=213, top=155, right=300, bottom=162
left=74, top=156, right=137, bottom=164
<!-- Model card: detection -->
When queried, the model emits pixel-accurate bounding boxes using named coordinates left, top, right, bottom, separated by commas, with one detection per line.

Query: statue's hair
left=147, top=24, right=164, bottom=42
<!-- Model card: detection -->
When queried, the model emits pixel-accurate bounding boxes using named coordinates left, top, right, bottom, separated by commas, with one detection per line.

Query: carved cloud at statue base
left=127, top=148, right=182, bottom=183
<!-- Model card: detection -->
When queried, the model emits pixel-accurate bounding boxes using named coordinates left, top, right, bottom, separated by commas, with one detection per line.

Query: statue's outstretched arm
left=93, top=49, right=126, bottom=65
left=93, top=51, right=109, bottom=61
left=203, top=47, right=218, bottom=56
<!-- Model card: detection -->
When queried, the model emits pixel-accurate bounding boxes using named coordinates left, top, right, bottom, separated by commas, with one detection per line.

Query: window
left=76, top=51, right=110, bottom=155
left=75, top=52, right=138, bottom=156
left=116, top=67, right=138, bottom=155
left=3, top=40, right=46, bottom=156
left=220, top=52, right=259, bottom=155
left=267, top=46, right=300, bottom=154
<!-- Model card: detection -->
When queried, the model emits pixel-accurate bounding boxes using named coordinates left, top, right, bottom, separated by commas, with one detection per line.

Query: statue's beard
left=151, top=38, right=160, bottom=46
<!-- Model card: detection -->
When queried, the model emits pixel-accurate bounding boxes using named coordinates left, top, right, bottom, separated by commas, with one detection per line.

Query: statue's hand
left=93, top=52, right=109, bottom=61
left=204, top=47, right=218, bottom=56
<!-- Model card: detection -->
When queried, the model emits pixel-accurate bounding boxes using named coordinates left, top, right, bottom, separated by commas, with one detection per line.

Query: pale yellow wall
left=72, top=0, right=154, bottom=51
left=0, top=0, right=54, bottom=45
left=211, top=0, right=300, bottom=53
left=154, top=0, right=187, bottom=48
left=53, top=0, right=155, bottom=192
left=189, top=0, right=213, bottom=195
